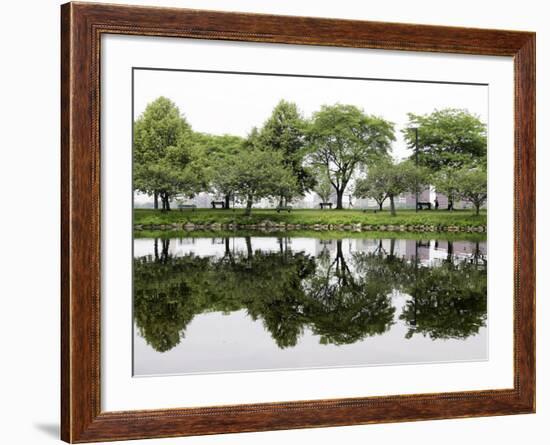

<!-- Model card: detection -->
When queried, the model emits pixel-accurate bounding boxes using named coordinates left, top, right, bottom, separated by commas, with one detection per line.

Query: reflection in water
left=133, top=235, right=487, bottom=374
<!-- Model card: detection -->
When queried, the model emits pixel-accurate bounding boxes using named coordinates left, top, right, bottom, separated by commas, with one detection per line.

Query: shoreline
left=134, top=222, right=486, bottom=233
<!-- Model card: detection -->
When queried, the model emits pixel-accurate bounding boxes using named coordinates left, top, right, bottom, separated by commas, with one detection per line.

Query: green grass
left=135, top=228, right=486, bottom=242
left=134, top=208, right=486, bottom=228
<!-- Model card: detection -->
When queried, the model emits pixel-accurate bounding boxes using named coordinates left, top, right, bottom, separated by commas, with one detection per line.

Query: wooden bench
left=211, top=201, right=226, bottom=209
left=177, top=204, right=196, bottom=211
left=319, top=202, right=333, bottom=209
left=276, top=206, right=292, bottom=213
left=416, top=202, right=432, bottom=210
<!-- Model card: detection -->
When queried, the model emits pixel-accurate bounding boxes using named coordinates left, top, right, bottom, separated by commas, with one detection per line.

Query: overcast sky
left=134, top=69, right=488, bottom=161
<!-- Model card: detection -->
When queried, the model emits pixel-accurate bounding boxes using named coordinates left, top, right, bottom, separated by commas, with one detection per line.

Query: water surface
left=133, top=234, right=487, bottom=376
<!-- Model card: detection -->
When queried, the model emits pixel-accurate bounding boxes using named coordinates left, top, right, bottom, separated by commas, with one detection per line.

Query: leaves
left=308, top=104, right=395, bottom=207
left=133, top=97, right=199, bottom=201
left=256, top=100, right=315, bottom=199
left=403, top=108, right=487, bottom=171
left=354, top=160, right=428, bottom=214
left=456, top=167, right=487, bottom=214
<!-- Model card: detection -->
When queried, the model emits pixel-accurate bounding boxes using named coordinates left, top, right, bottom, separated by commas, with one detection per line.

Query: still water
left=133, top=234, right=487, bottom=376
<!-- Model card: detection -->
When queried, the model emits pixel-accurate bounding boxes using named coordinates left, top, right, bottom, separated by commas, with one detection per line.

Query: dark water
left=133, top=235, right=487, bottom=376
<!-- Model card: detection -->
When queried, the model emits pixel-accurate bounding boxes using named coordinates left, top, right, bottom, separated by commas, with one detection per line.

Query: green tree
left=357, top=160, right=426, bottom=216
left=192, top=133, right=245, bottom=208
left=257, top=100, right=315, bottom=205
left=314, top=172, right=333, bottom=204
left=224, top=147, right=298, bottom=215
left=133, top=97, right=192, bottom=210
left=308, top=104, right=395, bottom=209
left=432, top=167, right=460, bottom=211
left=134, top=138, right=203, bottom=211
left=403, top=108, right=487, bottom=171
left=457, top=167, right=487, bottom=215
left=353, top=163, right=391, bottom=211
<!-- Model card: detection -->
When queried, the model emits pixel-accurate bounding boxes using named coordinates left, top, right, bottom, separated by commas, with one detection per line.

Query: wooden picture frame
left=61, top=2, right=535, bottom=442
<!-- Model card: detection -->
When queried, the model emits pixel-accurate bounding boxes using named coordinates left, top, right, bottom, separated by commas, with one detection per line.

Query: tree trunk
left=161, top=193, right=171, bottom=211
left=245, top=196, right=253, bottom=216
left=336, top=189, right=344, bottom=209
left=335, top=240, right=344, bottom=275
left=379, top=202, right=383, bottom=211
left=475, top=203, right=480, bottom=215
left=447, top=240, right=454, bottom=262
left=161, top=239, right=170, bottom=262
left=389, top=195, right=396, bottom=216
left=245, top=236, right=253, bottom=269
left=224, top=194, right=230, bottom=210
left=153, top=192, right=158, bottom=210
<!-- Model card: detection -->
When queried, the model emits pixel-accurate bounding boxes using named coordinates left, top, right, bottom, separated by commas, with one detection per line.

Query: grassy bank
left=134, top=208, right=486, bottom=229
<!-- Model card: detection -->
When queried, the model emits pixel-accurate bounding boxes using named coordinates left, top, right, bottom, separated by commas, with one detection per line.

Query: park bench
left=177, top=204, right=196, bottom=211
left=276, top=206, right=292, bottom=213
left=319, top=202, right=333, bottom=209
left=416, top=202, right=432, bottom=210
left=211, top=201, right=226, bottom=209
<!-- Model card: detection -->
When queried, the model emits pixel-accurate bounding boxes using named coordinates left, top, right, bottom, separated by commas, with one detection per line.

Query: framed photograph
left=61, top=2, right=535, bottom=442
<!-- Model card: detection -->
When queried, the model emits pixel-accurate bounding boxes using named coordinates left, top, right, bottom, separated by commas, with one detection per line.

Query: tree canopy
left=308, top=104, right=395, bottom=209
left=191, top=133, right=246, bottom=208
left=353, top=163, right=391, bottom=211
left=456, top=167, right=488, bottom=215
left=355, top=160, right=427, bottom=215
left=133, top=97, right=197, bottom=210
left=219, top=145, right=298, bottom=215
left=255, top=100, right=315, bottom=203
left=133, top=98, right=487, bottom=215
left=403, top=108, right=487, bottom=171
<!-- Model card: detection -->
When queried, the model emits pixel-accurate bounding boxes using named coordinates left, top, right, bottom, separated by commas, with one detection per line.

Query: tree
left=314, top=173, right=333, bottom=203
left=192, top=133, right=245, bottom=208
left=223, top=147, right=298, bottom=215
left=256, top=100, right=315, bottom=205
left=308, top=104, right=395, bottom=209
left=356, top=160, right=426, bottom=216
left=134, top=137, right=203, bottom=211
left=133, top=97, right=192, bottom=209
left=353, top=163, right=390, bottom=211
left=432, top=167, right=460, bottom=211
left=403, top=108, right=487, bottom=171
left=385, top=162, right=425, bottom=216
left=457, top=167, right=487, bottom=215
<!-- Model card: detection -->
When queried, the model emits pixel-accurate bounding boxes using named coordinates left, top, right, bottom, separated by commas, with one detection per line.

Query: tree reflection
left=303, top=240, right=395, bottom=345
left=399, top=257, right=487, bottom=340
left=134, top=236, right=487, bottom=352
